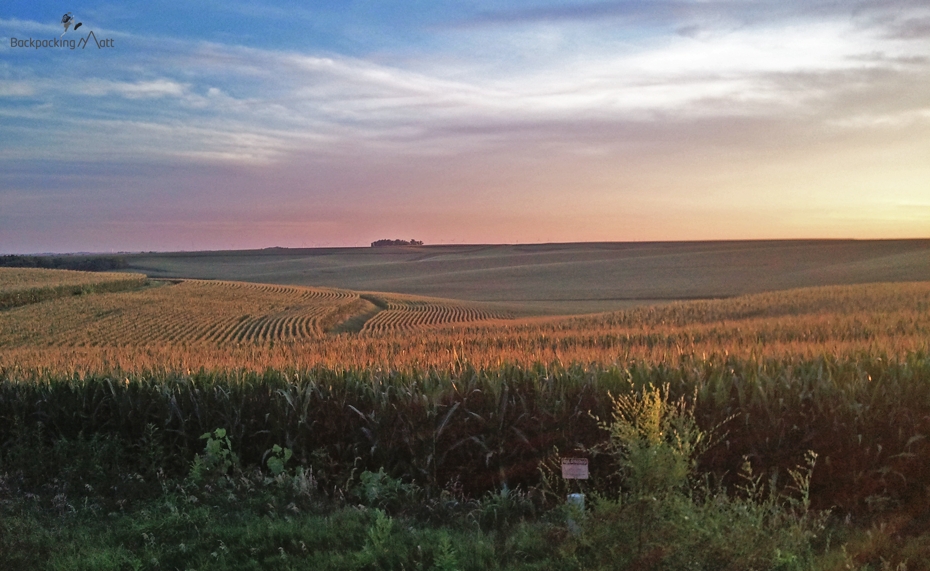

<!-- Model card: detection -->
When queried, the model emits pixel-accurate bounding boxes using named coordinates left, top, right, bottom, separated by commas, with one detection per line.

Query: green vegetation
left=2, top=353, right=930, bottom=568
left=1, top=378, right=849, bottom=570
left=3, top=355, right=929, bottom=511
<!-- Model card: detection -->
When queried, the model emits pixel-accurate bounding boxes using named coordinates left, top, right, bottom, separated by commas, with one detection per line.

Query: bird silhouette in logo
left=61, top=12, right=83, bottom=37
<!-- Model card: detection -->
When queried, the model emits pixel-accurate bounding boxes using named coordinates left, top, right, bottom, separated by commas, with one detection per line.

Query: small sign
left=561, top=458, right=589, bottom=480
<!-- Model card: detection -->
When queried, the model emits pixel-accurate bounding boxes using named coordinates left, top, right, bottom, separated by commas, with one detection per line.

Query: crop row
left=361, top=299, right=513, bottom=333
left=206, top=280, right=356, bottom=301
left=0, top=279, right=358, bottom=347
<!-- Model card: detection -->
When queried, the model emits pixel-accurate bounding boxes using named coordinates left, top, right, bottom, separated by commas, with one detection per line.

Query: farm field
left=1, top=267, right=927, bottom=373
left=124, top=239, right=930, bottom=314
left=0, top=267, right=145, bottom=310
left=2, top=268, right=930, bottom=569
left=0, top=270, right=516, bottom=354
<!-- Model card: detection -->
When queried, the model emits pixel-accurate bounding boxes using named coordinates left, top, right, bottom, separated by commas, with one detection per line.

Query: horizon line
left=6, top=236, right=930, bottom=257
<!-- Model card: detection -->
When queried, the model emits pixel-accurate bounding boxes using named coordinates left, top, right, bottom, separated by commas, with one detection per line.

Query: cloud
left=886, top=17, right=930, bottom=39
left=829, top=107, right=930, bottom=130
left=1, top=5, right=928, bottom=253
left=455, top=0, right=930, bottom=28
left=75, top=79, right=188, bottom=99
left=0, top=81, right=34, bottom=97
left=2, top=5, right=929, bottom=168
left=0, top=17, right=60, bottom=34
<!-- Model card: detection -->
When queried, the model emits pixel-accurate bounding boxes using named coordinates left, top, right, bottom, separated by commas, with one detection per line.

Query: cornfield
left=2, top=280, right=927, bottom=374
left=1, top=270, right=929, bottom=513
left=0, top=275, right=517, bottom=351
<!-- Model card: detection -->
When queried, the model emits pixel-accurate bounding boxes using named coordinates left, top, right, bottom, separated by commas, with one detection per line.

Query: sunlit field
left=2, top=270, right=927, bottom=374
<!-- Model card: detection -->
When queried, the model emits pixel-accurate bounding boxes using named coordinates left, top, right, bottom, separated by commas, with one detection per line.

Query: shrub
left=570, top=384, right=826, bottom=570
left=598, top=384, right=707, bottom=499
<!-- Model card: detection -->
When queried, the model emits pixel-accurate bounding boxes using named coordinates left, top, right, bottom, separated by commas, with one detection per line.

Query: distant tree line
left=0, top=255, right=129, bottom=272
left=370, top=239, right=424, bottom=247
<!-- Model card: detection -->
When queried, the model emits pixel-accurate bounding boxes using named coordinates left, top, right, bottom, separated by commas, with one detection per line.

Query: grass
left=1, top=499, right=556, bottom=571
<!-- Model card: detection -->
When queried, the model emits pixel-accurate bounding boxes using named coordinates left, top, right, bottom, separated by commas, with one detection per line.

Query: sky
left=1, top=1, right=929, bottom=253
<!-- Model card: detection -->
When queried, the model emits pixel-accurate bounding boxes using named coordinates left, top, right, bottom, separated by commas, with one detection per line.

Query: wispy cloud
left=0, top=81, right=35, bottom=97
left=885, top=17, right=930, bottom=39
left=74, top=79, right=188, bottom=98
left=0, top=16, right=60, bottom=34
left=456, top=0, right=930, bottom=28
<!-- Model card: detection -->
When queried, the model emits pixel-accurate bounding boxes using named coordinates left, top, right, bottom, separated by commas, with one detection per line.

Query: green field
left=125, top=240, right=930, bottom=314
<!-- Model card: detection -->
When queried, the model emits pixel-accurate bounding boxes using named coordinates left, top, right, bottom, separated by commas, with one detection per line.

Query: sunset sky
left=2, top=1, right=929, bottom=253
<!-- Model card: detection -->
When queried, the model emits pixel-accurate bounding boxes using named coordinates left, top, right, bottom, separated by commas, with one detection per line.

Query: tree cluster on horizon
left=370, top=239, right=424, bottom=247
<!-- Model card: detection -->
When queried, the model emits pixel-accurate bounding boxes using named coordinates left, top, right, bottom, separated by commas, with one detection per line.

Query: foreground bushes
left=1, top=384, right=835, bottom=570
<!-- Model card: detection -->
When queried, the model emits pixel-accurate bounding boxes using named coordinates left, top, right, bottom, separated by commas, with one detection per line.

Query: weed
left=355, top=468, right=416, bottom=512
left=189, top=428, right=238, bottom=485
left=264, top=444, right=292, bottom=476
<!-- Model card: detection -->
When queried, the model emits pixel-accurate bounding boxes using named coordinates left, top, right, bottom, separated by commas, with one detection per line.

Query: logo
left=61, top=12, right=82, bottom=37
left=9, top=12, right=114, bottom=50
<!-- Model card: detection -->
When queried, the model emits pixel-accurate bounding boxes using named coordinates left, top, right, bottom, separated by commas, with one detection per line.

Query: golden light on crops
left=1, top=268, right=928, bottom=377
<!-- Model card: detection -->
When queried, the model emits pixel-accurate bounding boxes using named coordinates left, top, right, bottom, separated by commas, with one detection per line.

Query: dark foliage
left=2, top=354, right=928, bottom=516
left=0, top=255, right=129, bottom=272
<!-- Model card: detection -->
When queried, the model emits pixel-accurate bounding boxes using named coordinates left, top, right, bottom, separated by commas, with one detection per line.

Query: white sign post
left=562, top=458, right=588, bottom=533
